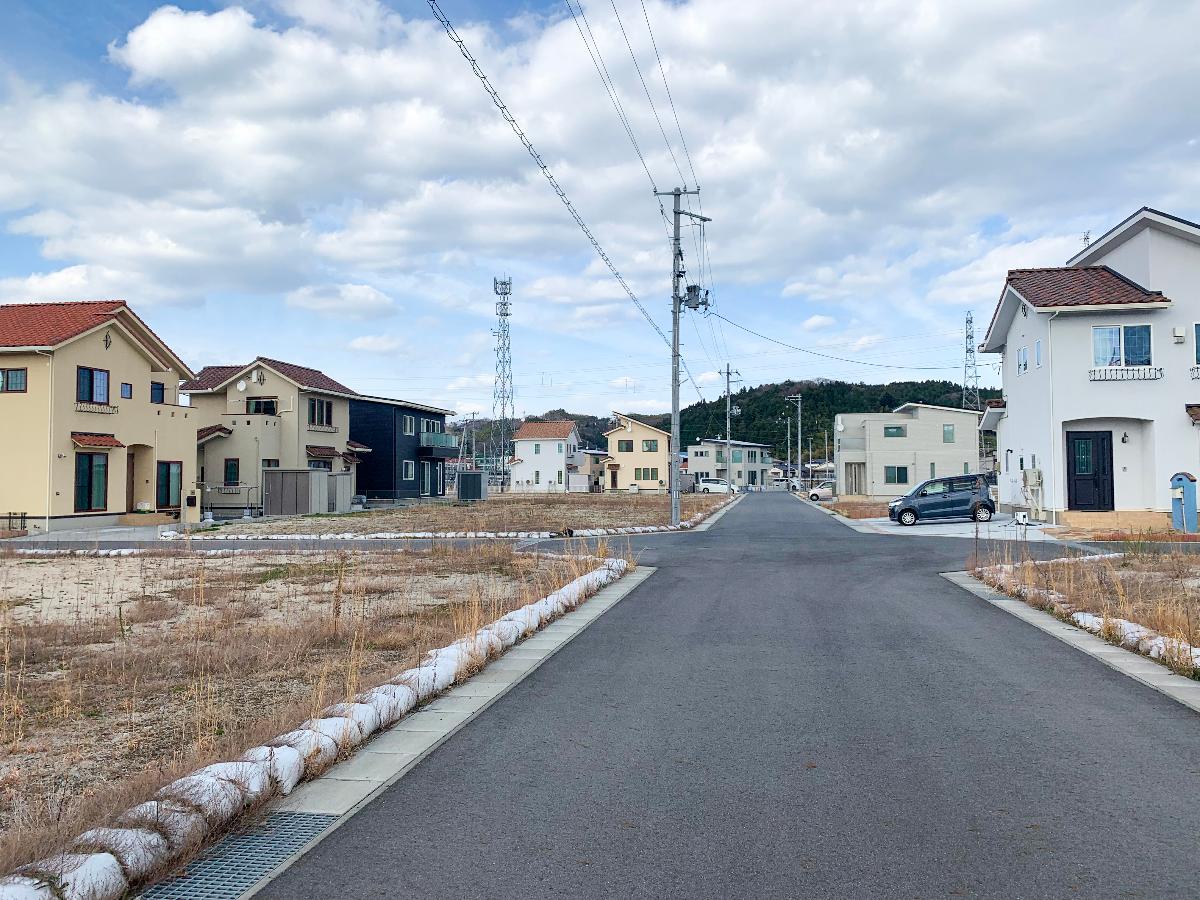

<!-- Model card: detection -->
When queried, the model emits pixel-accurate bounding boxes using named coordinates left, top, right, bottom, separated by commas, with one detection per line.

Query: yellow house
left=0, top=300, right=201, bottom=533
left=181, top=357, right=366, bottom=516
left=603, top=412, right=671, bottom=492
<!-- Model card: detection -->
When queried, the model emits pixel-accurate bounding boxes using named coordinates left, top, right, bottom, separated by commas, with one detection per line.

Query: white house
left=981, top=207, right=1200, bottom=527
left=508, top=420, right=581, bottom=492
left=834, top=404, right=983, bottom=499
left=685, top=439, right=773, bottom=487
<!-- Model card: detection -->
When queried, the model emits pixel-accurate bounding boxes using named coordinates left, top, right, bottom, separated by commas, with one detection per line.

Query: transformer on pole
left=492, top=277, right=514, bottom=483
left=963, top=311, right=981, bottom=412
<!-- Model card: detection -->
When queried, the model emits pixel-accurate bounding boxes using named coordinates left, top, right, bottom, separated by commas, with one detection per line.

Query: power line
left=425, top=0, right=706, bottom=403
left=639, top=0, right=699, bottom=188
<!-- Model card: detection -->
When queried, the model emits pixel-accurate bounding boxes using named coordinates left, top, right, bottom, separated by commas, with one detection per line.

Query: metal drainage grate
left=141, top=812, right=338, bottom=900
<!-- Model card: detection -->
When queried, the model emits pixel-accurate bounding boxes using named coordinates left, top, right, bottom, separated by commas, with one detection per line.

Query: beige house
left=834, top=403, right=983, bottom=499
left=181, top=357, right=368, bottom=516
left=602, top=413, right=671, bottom=492
left=0, top=300, right=200, bottom=533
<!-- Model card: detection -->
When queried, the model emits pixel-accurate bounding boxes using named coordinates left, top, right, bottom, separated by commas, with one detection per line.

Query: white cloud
left=609, top=376, right=641, bottom=390
left=347, top=333, right=403, bottom=353
left=694, top=370, right=723, bottom=386
left=445, top=373, right=494, bottom=392
left=286, top=284, right=395, bottom=318
left=801, top=314, right=836, bottom=331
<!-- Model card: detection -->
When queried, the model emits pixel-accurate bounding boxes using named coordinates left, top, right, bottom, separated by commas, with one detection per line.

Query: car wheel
left=809, top=493, right=819, bottom=501
left=701, top=487, right=710, bottom=493
left=973, top=505, right=993, bottom=523
left=898, top=509, right=918, bottom=527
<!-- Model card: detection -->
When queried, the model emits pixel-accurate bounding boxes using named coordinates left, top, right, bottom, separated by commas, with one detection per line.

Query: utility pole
left=725, top=363, right=738, bottom=489
left=786, top=415, right=792, bottom=479
left=787, top=392, right=802, bottom=486
left=654, top=186, right=709, bottom=526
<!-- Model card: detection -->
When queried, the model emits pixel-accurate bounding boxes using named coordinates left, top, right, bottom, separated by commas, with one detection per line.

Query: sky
left=2, top=0, right=1200, bottom=422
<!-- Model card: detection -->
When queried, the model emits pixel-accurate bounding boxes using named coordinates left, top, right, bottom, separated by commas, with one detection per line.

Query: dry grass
left=828, top=501, right=890, bottom=520
left=201, top=492, right=724, bottom=536
left=0, top=542, right=618, bottom=873
left=977, top=545, right=1200, bottom=678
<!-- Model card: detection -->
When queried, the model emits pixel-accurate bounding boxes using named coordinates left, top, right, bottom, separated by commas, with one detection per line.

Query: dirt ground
left=0, top=544, right=602, bottom=871
left=197, top=492, right=725, bottom=536
left=827, top=500, right=891, bottom=519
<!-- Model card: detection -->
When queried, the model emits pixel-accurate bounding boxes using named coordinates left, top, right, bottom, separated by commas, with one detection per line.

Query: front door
left=609, top=469, right=618, bottom=490
left=421, top=461, right=432, bottom=497
left=1066, top=431, right=1114, bottom=511
left=126, top=452, right=136, bottom=512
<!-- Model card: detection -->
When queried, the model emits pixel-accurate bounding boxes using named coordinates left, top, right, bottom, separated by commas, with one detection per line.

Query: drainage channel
left=140, top=812, right=337, bottom=900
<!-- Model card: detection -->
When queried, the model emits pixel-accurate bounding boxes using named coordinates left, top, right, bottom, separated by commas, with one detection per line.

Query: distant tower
left=491, top=277, right=514, bottom=478
left=962, top=311, right=981, bottom=411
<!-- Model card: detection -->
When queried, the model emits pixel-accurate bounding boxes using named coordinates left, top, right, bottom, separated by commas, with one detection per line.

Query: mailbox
left=1170, top=472, right=1197, bottom=533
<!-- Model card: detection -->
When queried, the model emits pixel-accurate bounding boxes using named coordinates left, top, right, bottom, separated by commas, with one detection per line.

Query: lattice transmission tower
left=491, top=277, right=514, bottom=481
left=962, top=311, right=981, bottom=411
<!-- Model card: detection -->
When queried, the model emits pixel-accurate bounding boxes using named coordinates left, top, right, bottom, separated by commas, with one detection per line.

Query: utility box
left=328, top=472, right=353, bottom=513
left=263, top=468, right=328, bottom=517
left=1170, top=472, right=1197, bottom=533
left=457, top=470, right=487, bottom=502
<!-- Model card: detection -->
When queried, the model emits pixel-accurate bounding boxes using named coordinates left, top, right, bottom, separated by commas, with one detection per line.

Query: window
left=262, top=459, right=280, bottom=468
left=74, top=452, right=108, bottom=512
left=963, top=463, right=970, bottom=474
left=642, top=439, right=659, bottom=452
left=943, top=424, right=955, bottom=443
left=1196, top=323, right=1200, bottom=365
left=1093, top=324, right=1152, bottom=367
left=403, top=460, right=415, bottom=480
left=930, top=462, right=936, bottom=479
left=617, top=440, right=633, bottom=453
left=1035, top=340, right=1043, bottom=368
left=732, top=450, right=743, bottom=463
left=534, top=470, right=541, bottom=484
left=883, top=425, right=906, bottom=438
left=0, top=368, right=27, bottom=392
left=308, top=459, right=332, bottom=471
left=223, top=458, right=239, bottom=485
left=247, top=397, right=277, bottom=415
left=403, top=415, right=415, bottom=435
left=557, top=470, right=563, bottom=484
left=1016, top=347, right=1029, bottom=374
left=308, top=398, right=334, bottom=426
left=120, top=382, right=132, bottom=399
left=156, top=461, right=182, bottom=508
left=76, top=366, right=109, bottom=404
left=748, top=450, right=757, bottom=462
left=923, top=480, right=949, bottom=495
left=150, top=381, right=165, bottom=404
left=534, top=443, right=541, bottom=455
left=884, top=465, right=908, bottom=485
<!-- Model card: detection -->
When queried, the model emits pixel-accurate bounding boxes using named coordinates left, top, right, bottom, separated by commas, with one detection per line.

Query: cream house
left=602, top=413, right=671, bottom=492
left=181, top=357, right=367, bottom=516
left=0, top=300, right=200, bottom=533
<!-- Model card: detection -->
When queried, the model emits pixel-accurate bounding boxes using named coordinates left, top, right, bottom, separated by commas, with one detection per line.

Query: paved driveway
left=259, top=492, right=1199, bottom=899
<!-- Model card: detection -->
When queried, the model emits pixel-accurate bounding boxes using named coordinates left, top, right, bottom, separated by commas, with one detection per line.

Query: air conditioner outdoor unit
left=1014, top=511, right=1030, bottom=526
left=251, top=369, right=265, bottom=384
left=1023, top=468, right=1043, bottom=488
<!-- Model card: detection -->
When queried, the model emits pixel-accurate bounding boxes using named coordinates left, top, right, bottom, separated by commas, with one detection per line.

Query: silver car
left=808, top=480, right=835, bottom=502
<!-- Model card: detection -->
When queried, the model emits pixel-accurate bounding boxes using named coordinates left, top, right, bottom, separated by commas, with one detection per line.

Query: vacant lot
left=979, top=549, right=1200, bottom=676
left=828, top=500, right=890, bottom=520
left=0, top=543, right=605, bottom=872
left=201, top=491, right=726, bottom=536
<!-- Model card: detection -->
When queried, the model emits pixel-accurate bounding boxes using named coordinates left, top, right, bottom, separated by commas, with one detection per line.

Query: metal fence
left=3, top=512, right=27, bottom=531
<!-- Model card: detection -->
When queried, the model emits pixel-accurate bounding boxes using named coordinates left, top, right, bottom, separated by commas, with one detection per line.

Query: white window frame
left=534, top=443, right=541, bottom=455
left=1092, top=323, right=1153, bottom=368
left=1016, top=347, right=1029, bottom=375
left=943, top=424, right=955, bottom=444
left=1034, top=339, right=1043, bottom=368
left=403, top=415, right=415, bottom=436
left=403, top=459, right=415, bottom=480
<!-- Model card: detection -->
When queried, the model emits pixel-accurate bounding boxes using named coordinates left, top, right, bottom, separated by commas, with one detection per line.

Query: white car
left=697, top=478, right=737, bottom=494
left=808, top=480, right=835, bottom=501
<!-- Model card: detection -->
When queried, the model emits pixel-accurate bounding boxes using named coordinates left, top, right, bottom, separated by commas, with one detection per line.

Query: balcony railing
left=1088, top=366, right=1163, bottom=381
left=837, top=437, right=866, bottom=451
left=1192, top=366, right=1200, bottom=381
left=307, top=423, right=339, bottom=433
left=419, top=432, right=460, bottom=449
left=75, top=401, right=118, bottom=414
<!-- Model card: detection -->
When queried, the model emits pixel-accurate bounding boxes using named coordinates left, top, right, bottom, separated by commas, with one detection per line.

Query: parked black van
left=888, top=475, right=995, bottom=526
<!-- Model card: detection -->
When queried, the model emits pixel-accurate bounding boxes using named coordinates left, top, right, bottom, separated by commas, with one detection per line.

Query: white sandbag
left=301, top=716, right=365, bottom=751
left=118, top=800, right=208, bottom=853
left=373, top=682, right=418, bottom=716
left=355, top=688, right=406, bottom=728
left=157, top=771, right=244, bottom=824
left=272, top=728, right=339, bottom=774
left=19, top=853, right=127, bottom=900
left=0, top=876, right=55, bottom=899
left=241, top=745, right=305, bottom=794
left=388, top=667, right=436, bottom=701
left=198, top=761, right=272, bottom=805
left=473, top=627, right=504, bottom=656
left=488, top=620, right=522, bottom=647
left=321, top=702, right=381, bottom=740
left=72, top=827, right=169, bottom=882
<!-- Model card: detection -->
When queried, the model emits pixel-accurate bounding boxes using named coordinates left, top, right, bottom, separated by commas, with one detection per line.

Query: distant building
left=686, top=438, right=773, bottom=487
left=508, top=420, right=581, bottom=492
left=834, top=404, right=982, bottom=499
left=603, top=413, right=670, bottom=492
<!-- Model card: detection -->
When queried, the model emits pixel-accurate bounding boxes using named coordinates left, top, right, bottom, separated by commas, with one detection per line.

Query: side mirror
left=918, top=489, right=928, bottom=497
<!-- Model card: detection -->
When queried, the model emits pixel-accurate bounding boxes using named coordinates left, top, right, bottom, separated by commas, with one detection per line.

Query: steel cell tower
left=963, top=311, right=981, bottom=411
left=491, top=277, right=514, bottom=480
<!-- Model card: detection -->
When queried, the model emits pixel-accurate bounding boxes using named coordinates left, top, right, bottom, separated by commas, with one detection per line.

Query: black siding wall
left=349, top=399, right=448, bottom=500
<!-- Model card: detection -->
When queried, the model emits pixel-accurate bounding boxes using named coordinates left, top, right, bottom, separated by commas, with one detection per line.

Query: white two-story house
left=685, top=439, right=773, bottom=487
left=981, top=207, right=1200, bottom=527
left=508, top=420, right=582, bottom=492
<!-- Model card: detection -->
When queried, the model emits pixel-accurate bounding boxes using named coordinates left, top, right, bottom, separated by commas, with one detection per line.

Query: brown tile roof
left=71, top=432, right=125, bottom=449
left=179, top=357, right=357, bottom=395
left=1187, top=405, right=1200, bottom=425
left=1005, top=266, right=1166, bottom=309
left=306, top=445, right=340, bottom=458
left=197, top=424, right=233, bottom=442
left=985, top=398, right=1006, bottom=408
left=0, top=300, right=128, bottom=348
left=346, top=439, right=372, bottom=452
left=341, top=452, right=362, bottom=465
left=513, top=420, right=578, bottom=441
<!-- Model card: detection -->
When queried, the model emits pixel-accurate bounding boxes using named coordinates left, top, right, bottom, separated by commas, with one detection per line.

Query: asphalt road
left=259, top=493, right=1200, bottom=899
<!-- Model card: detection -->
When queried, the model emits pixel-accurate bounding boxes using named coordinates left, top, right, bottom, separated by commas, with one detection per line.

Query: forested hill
left=634, top=379, right=1000, bottom=461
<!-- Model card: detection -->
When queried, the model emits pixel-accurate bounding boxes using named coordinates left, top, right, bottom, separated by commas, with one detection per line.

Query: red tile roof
left=0, top=301, right=128, bottom=347
left=71, top=432, right=125, bottom=448
left=1005, top=266, right=1166, bottom=309
left=341, top=452, right=362, bottom=465
left=179, top=357, right=356, bottom=395
left=513, top=420, right=578, bottom=441
left=306, top=445, right=340, bottom=458
left=197, top=424, right=233, bottom=443
left=346, top=439, right=372, bottom=452
left=985, top=398, right=1006, bottom=408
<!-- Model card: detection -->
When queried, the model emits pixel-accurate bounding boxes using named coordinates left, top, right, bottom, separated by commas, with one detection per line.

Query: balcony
left=418, top=432, right=460, bottom=458
left=1088, top=366, right=1163, bottom=382
left=307, top=423, right=339, bottom=433
left=75, top=401, right=118, bottom=414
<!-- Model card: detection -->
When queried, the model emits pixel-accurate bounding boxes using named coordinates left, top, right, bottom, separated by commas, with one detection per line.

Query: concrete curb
left=942, top=571, right=1200, bottom=715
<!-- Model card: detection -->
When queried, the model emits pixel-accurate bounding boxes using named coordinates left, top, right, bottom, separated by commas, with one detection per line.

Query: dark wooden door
left=126, top=453, right=136, bottom=512
left=1066, top=431, right=1114, bottom=511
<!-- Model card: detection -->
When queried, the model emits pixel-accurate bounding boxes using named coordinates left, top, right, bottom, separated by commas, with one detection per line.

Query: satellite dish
left=236, top=380, right=247, bottom=392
